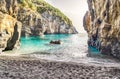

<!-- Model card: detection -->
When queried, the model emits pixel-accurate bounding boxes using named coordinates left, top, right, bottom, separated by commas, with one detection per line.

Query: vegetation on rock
left=0, top=0, right=77, bottom=51
left=18, top=0, right=72, bottom=26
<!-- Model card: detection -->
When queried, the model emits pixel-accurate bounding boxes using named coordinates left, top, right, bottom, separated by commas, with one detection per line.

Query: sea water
left=4, top=34, right=99, bottom=55
left=20, top=34, right=73, bottom=54
left=4, top=34, right=120, bottom=65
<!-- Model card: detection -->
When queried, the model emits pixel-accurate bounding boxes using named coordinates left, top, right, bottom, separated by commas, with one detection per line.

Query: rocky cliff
left=0, top=0, right=77, bottom=51
left=18, top=0, right=77, bottom=36
left=0, top=0, right=22, bottom=51
left=84, top=0, right=120, bottom=58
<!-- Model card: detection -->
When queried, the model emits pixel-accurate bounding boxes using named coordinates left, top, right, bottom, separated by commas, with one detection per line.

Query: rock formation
left=0, top=0, right=21, bottom=51
left=0, top=0, right=77, bottom=51
left=17, top=0, right=77, bottom=36
left=41, top=12, right=77, bottom=34
left=83, top=0, right=120, bottom=58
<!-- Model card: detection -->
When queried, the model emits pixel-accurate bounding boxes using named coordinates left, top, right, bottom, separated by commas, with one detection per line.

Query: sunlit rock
left=0, top=0, right=77, bottom=51
left=83, top=0, right=120, bottom=58
left=0, top=12, right=21, bottom=50
left=17, top=0, right=77, bottom=36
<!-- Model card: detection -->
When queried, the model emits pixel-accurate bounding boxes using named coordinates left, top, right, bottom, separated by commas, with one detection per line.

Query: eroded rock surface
left=83, top=0, right=120, bottom=58
left=0, top=13, right=21, bottom=50
left=17, top=8, right=42, bottom=36
left=17, top=0, right=77, bottom=37
left=0, top=0, right=77, bottom=51
left=41, top=12, right=77, bottom=34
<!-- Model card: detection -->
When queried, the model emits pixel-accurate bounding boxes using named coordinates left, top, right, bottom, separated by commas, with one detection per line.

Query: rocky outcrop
left=0, top=0, right=77, bottom=51
left=84, top=0, right=120, bottom=58
left=0, top=12, right=21, bottom=51
left=41, top=12, right=77, bottom=34
left=18, top=9, right=77, bottom=37
left=17, top=0, right=77, bottom=37
left=0, top=0, right=18, bottom=18
left=17, top=8, right=43, bottom=36
left=0, top=0, right=21, bottom=51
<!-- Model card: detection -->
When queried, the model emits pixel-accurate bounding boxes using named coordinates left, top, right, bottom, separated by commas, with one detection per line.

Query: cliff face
left=17, top=7, right=42, bottom=36
left=41, top=12, right=77, bottom=34
left=0, top=0, right=22, bottom=50
left=0, top=0, right=77, bottom=51
left=84, top=0, right=120, bottom=58
left=18, top=0, right=77, bottom=36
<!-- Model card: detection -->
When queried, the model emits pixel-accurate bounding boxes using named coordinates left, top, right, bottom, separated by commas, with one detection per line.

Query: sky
left=45, top=0, right=88, bottom=33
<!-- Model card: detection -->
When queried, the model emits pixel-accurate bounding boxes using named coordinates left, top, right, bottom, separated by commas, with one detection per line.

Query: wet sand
left=0, top=55, right=120, bottom=79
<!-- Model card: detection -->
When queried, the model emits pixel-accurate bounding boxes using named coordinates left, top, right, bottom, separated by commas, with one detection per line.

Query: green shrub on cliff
left=35, top=0, right=72, bottom=26
left=19, top=0, right=37, bottom=10
left=19, top=0, right=27, bottom=7
left=19, top=0, right=72, bottom=26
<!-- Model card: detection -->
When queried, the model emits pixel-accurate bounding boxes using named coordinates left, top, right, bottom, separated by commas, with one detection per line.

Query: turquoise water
left=88, top=46, right=99, bottom=55
left=20, top=34, right=71, bottom=53
left=3, top=34, right=120, bottom=67
left=4, top=34, right=100, bottom=55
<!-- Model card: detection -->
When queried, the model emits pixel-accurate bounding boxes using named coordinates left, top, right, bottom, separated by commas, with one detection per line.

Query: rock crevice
left=84, top=0, right=120, bottom=58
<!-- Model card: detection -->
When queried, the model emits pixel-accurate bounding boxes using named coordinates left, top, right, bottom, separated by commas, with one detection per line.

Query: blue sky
left=45, top=0, right=88, bottom=33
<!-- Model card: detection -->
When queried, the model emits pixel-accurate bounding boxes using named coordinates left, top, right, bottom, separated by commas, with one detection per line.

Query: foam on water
left=4, top=34, right=90, bottom=55
left=3, top=34, right=120, bottom=65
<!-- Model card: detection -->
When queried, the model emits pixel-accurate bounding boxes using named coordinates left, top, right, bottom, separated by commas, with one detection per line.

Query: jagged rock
left=17, top=8, right=43, bottom=36
left=17, top=0, right=77, bottom=37
left=41, top=12, right=77, bottom=34
left=50, top=40, right=62, bottom=44
left=0, top=0, right=18, bottom=18
left=18, top=9, right=77, bottom=37
left=0, top=0, right=7, bottom=13
left=5, top=21, right=22, bottom=50
left=83, top=0, right=120, bottom=58
left=0, top=0, right=77, bottom=51
left=0, top=0, right=21, bottom=51
left=0, top=12, right=22, bottom=51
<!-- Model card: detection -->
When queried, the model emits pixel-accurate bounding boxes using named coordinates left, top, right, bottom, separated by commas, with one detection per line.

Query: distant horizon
left=45, top=0, right=88, bottom=33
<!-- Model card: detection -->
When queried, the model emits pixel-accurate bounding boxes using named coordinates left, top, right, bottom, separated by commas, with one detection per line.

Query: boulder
left=50, top=40, right=62, bottom=44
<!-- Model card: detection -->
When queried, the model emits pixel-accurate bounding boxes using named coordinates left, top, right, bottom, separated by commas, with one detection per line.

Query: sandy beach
left=0, top=55, right=120, bottom=79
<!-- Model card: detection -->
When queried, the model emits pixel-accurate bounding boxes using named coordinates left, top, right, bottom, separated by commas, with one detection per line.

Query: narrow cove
left=3, top=34, right=119, bottom=66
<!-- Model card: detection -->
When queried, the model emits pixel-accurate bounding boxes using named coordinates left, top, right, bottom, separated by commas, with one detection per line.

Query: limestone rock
left=18, top=9, right=77, bottom=37
left=0, top=0, right=77, bottom=51
left=0, top=0, right=21, bottom=51
left=41, top=12, right=77, bottom=34
left=17, top=8, right=43, bottom=36
left=0, top=0, right=18, bottom=18
left=5, top=21, right=22, bottom=50
left=0, top=12, right=21, bottom=50
left=0, top=0, right=7, bottom=13
left=83, top=0, right=120, bottom=58
left=17, top=0, right=77, bottom=37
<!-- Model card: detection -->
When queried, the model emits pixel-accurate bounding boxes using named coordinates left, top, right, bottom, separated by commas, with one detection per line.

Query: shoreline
left=0, top=55, right=120, bottom=79
left=1, top=52, right=120, bottom=67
